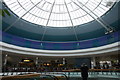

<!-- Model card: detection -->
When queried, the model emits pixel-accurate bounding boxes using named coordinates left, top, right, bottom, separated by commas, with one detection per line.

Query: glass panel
left=4, top=0, right=116, bottom=27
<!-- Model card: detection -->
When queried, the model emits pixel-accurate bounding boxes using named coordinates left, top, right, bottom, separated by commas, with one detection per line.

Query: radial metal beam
left=72, top=0, right=114, bottom=34
left=40, top=0, right=55, bottom=42
left=64, top=0, right=79, bottom=41
left=3, top=0, right=43, bottom=32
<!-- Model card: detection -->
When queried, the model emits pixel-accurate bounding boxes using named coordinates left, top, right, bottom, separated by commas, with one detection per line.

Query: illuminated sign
left=24, top=60, right=30, bottom=62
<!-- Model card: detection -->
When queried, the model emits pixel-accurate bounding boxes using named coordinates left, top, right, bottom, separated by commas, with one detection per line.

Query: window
left=4, top=0, right=116, bottom=27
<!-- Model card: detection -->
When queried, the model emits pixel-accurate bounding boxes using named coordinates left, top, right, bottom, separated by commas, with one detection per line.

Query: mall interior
left=0, top=0, right=120, bottom=80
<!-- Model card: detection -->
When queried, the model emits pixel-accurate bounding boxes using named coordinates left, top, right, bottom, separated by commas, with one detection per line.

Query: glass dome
left=4, top=0, right=116, bottom=27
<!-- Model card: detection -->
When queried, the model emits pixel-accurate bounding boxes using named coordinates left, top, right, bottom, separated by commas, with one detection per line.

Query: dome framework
left=4, top=0, right=116, bottom=27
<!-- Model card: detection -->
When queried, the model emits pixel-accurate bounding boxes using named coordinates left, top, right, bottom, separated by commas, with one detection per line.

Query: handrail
left=1, top=73, right=59, bottom=80
left=1, top=70, right=119, bottom=79
left=41, top=72, right=68, bottom=80
left=40, top=75, right=59, bottom=80
left=1, top=73, right=40, bottom=80
left=62, top=69, right=120, bottom=72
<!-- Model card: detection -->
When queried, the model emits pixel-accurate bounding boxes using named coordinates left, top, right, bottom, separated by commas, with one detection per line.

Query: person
left=80, top=63, right=89, bottom=80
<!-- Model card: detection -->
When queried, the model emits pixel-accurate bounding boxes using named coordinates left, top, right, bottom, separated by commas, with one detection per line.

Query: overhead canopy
left=1, top=0, right=120, bottom=56
left=4, top=0, right=115, bottom=27
left=2, top=0, right=119, bottom=41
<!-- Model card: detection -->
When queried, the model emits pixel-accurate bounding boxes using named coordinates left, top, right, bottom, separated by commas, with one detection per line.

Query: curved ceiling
left=4, top=0, right=115, bottom=27
left=1, top=1, right=120, bottom=57
left=1, top=41, right=119, bottom=56
left=1, top=1, right=120, bottom=42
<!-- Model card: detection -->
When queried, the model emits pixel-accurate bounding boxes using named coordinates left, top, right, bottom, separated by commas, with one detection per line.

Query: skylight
left=4, top=0, right=115, bottom=27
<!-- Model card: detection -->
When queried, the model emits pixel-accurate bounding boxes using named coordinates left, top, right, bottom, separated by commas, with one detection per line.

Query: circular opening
left=4, top=0, right=116, bottom=27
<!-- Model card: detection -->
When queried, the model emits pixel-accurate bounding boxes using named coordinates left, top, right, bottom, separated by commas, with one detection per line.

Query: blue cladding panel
left=1, top=30, right=120, bottom=50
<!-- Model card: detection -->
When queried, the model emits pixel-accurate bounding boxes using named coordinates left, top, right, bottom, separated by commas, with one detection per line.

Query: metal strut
left=3, top=0, right=43, bottom=32
left=72, top=0, right=115, bottom=34
left=64, top=0, right=79, bottom=41
left=40, top=0, right=55, bottom=46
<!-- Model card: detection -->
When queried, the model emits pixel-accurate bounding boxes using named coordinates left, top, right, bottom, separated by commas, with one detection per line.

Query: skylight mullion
left=37, top=2, right=49, bottom=20
left=95, top=0, right=110, bottom=8
left=15, top=7, right=25, bottom=16
left=94, top=7, right=105, bottom=15
left=16, top=1, right=33, bottom=17
left=78, top=4, right=89, bottom=22
left=8, top=1, right=21, bottom=12
left=70, top=2, right=74, bottom=11
left=31, top=7, right=41, bottom=17
left=18, top=0, right=30, bottom=5
left=30, top=0, right=44, bottom=10
left=22, top=13, right=31, bottom=20
left=86, top=1, right=107, bottom=17
left=25, top=13, right=34, bottom=22
left=78, top=9, right=86, bottom=24
left=37, top=8, right=44, bottom=18
left=40, top=0, right=55, bottom=41
left=44, top=1, right=54, bottom=19
left=46, top=3, right=51, bottom=11
left=73, top=0, right=114, bottom=32
left=10, top=3, right=19, bottom=9
left=90, top=0, right=106, bottom=11
left=37, top=18, right=42, bottom=25
left=13, top=6, right=21, bottom=12
left=18, top=2, right=30, bottom=11
left=64, top=2, right=74, bottom=26
left=99, top=4, right=108, bottom=11
left=4, top=0, right=43, bottom=32
left=24, top=3, right=34, bottom=11
left=64, top=0, right=79, bottom=41
left=69, top=4, right=76, bottom=19
left=87, top=0, right=99, bottom=10
left=42, top=2, right=49, bottom=11
left=85, top=14, right=91, bottom=22
left=33, top=17, right=38, bottom=24
left=31, top=9, right=39, bottom=23
left=29, top=14, right=36, bottom=23
left=6, top=1, right=16, bottom=5
left=88, top=0, right=106, bottom=14
left=4, top=0, right=115, bottom=27
left=86, top=15, right=94, bottom=22
left=35, top=17, right=41, bottom=25
left=4, top=0, right=12, bottom=2
left=58, top=5, right=61, bottom=27
left=83, top=15, right=88, bottom=23
left=30, top=7, right=39, bottom=16
left=23, top=2, right=33, bottom=10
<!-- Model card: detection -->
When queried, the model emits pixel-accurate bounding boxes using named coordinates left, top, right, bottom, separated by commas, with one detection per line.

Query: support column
left=63, top=58, right=66, bottom=65
left=0, top=51, right=2, bottom=73
left=4, top=54, right=8, bottom=66
left=3, top=54, right=8, bottom=73
left=36, top=57, right=39, bottom=66
left=92, top=57, right=96, bottom=69
left=0, top=1, right=2, bottom=74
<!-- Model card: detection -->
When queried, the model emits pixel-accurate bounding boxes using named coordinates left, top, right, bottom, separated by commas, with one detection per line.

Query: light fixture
left=105, top=28, right=115, bottom=34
